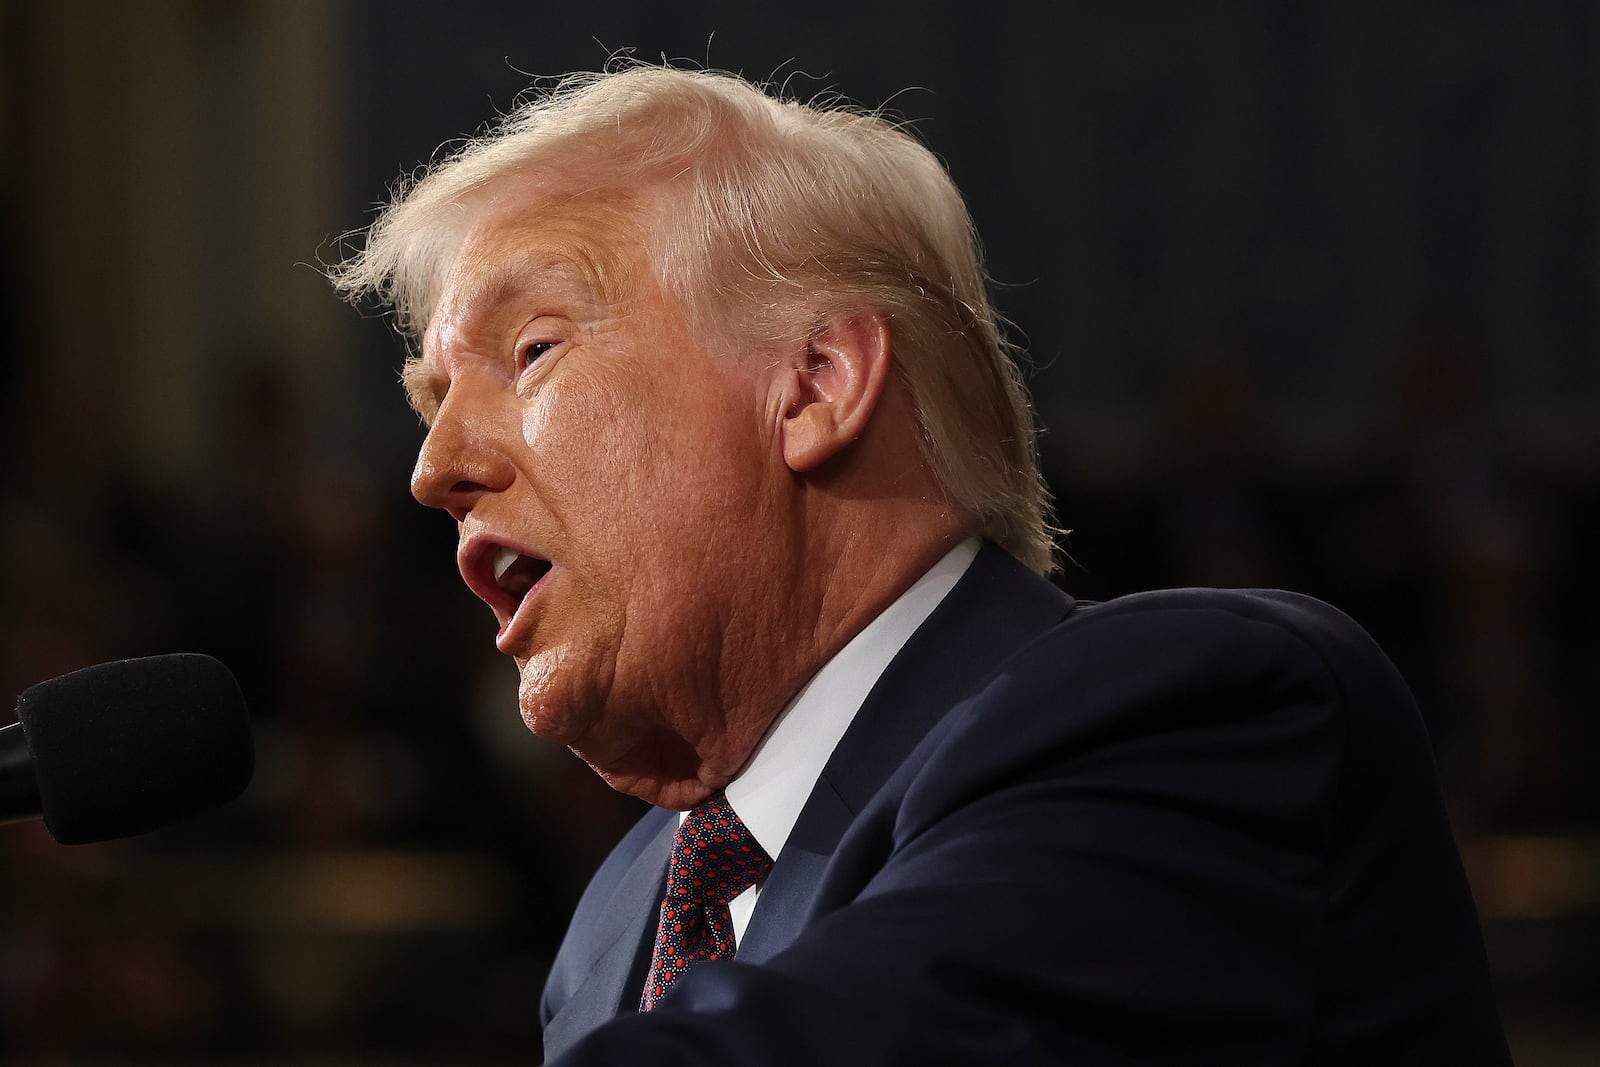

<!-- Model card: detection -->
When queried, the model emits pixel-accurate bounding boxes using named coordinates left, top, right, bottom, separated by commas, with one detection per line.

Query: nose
left=410, top=393, right=515, bottom=521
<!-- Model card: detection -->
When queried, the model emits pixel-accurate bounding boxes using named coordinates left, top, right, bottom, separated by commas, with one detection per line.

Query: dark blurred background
left=1, top=1, right=1596, bottom=1062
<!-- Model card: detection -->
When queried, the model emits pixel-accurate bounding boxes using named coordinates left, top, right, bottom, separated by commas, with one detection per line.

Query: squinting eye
left=520, top=341, right=555, bottom=369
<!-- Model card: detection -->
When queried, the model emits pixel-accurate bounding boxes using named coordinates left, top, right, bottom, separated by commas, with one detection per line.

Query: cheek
left=519, top=360, right=762, bottom=562
left=517, top=372, right=674, bottom=566
left=519, top=372, right=649, bottom=488
left=520, top=395, right=552, bottom=445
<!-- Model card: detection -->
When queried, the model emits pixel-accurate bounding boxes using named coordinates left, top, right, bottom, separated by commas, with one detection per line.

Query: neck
left=605, top=385, right=974, bottom=809
left=611, top=490, right=969, bottom=812
left=703, top=455, right=971, bottom=783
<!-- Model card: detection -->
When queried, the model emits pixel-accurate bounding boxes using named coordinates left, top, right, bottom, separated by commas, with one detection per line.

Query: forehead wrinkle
left=452, top=183, right=650, bottom=312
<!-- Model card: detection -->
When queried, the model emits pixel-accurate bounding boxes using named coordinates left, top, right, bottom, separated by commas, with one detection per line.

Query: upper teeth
left=493, top=546, right=518, bottom=582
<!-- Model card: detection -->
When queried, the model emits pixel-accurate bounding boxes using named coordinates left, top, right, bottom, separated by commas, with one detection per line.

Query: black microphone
left=0, top=654, right=253, bottom=844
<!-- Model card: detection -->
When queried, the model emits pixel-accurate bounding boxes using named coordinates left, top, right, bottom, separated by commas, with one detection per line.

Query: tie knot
left=668, top=792, right=772, bottom=906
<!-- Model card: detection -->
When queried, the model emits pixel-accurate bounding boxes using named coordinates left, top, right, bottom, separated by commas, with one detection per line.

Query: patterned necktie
left=640, top=791, right=773, bottom=1011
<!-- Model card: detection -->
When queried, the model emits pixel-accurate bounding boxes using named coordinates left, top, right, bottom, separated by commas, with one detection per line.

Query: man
left=334, top=65, right=1510, bottom=1065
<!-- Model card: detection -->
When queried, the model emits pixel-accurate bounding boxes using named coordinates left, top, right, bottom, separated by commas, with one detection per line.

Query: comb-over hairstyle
left=332, top=64, right=1057, bottom=573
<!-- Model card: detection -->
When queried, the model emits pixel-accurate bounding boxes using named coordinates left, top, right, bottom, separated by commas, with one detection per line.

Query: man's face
left=408, top=185, right=798, bottom=807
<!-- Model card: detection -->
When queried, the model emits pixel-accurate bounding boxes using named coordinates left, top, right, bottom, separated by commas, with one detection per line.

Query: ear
left=776, top=311, right=894, bottom=473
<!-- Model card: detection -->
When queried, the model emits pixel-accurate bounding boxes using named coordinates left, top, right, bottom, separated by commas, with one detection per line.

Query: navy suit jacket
left=539, top=544, right=1510, bottom=1065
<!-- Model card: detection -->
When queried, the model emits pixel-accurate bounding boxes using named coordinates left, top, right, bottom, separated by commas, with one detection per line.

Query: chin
left=514, top=648, right=598, bottom=739
left=515, top=683, right=592, bottom=747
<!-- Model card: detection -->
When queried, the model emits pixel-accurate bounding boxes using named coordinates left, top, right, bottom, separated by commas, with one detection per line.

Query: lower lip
left=495, top=569, right=552, bottom=655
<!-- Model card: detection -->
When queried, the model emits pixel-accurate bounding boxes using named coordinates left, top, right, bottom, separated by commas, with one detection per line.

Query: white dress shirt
left=698, top=538, right=979, bottom=944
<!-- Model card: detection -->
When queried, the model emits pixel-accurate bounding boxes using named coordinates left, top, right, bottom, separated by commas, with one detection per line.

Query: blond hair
left=332, top=65, right=1057, bottom=573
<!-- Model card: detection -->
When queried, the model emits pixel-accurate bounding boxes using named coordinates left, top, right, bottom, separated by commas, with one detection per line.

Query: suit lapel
left=736, top=781, right=851, bottom=963
left=542, top=811, right=675, bottom=1058
left=739, top=544, right=1074, bottom=962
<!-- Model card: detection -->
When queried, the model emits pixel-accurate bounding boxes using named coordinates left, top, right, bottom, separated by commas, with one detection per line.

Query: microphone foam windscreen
left=16, top=653, right=253, bottom=844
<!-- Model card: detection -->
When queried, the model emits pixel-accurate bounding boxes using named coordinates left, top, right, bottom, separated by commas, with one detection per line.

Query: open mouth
left=461, top=538, right=553, bottom=626
left=493, top=545, right=552, bottom=602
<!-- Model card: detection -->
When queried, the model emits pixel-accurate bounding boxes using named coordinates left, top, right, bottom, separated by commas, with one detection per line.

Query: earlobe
left=779, top=311, right=893, bottom=474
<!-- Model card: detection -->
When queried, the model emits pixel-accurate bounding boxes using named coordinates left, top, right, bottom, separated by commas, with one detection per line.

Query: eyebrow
left=401, top=357, right=439, bottom=424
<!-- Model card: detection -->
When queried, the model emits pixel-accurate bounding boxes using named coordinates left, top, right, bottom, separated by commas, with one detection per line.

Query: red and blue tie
left=640, top=792, right=773, bottom=1011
